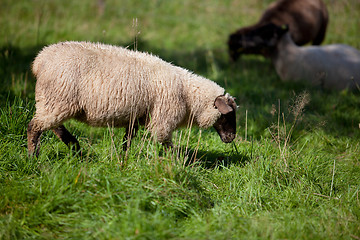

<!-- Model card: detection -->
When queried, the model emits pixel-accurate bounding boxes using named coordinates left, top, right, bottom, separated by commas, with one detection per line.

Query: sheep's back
left=301, top=44, right=360, bottom=89
left=33, top=42, right=184, bottom=127
left=261, top=0, right=328, bottom=45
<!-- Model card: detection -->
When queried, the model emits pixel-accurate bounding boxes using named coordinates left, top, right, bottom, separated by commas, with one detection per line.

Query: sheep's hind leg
left=52, top=125, right=80, bottom=153
left=27, top=119, right=43, bottom=157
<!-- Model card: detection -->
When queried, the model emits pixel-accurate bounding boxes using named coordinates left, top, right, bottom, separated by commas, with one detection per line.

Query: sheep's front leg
left=149, top=103, right=185, bottom=150
left=27, top=119, right=43, bottom=157
left=149, top=122, right=175, bottom=150
left=161, top=140, right=173, bottom=150
left=123, top=124, right=138, bottom=151
left=52, top=125, right=80, bottom=152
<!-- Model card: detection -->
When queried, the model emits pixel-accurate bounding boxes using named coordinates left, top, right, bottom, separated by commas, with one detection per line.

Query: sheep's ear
left=214, top=96, right=233, bottom=114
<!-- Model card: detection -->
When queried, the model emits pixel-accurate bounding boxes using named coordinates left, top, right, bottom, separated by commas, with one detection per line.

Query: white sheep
left=261, top=24, right=360, bottom=90
left=27, top=41, right=237, bottom=156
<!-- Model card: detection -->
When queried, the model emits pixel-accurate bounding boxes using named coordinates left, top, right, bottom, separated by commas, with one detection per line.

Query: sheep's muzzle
left=213, top=112, right=236, bottom=143
left=213, top=94, right=237, bottom=143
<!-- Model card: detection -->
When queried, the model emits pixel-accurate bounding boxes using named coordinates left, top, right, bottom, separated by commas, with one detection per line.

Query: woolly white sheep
left=27, top=41, right=237, bottom=156
left=257, top=24, right=360, bottom=90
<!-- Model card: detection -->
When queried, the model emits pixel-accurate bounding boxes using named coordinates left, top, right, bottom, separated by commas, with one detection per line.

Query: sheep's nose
left=221, top=133, right=236, bottom=143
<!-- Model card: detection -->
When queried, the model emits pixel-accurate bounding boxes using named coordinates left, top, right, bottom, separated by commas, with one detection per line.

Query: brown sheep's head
left=213, top=94, right=237, bottom=143
left=228, top=23, right=289, bottom=60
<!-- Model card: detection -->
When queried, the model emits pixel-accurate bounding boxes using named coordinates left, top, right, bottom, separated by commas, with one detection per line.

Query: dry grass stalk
left=268, top=91, right=310, bottom=169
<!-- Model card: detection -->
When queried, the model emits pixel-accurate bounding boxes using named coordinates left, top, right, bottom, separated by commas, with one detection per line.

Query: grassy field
left=1, top=0, right=360, bottom=239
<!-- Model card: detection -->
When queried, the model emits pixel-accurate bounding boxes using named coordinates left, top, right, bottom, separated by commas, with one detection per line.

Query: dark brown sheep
left=228, top=0, right=329, bottom=60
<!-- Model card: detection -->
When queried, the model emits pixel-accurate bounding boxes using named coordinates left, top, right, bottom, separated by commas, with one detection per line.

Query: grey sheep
left=260, top=24, right=360, bottom=90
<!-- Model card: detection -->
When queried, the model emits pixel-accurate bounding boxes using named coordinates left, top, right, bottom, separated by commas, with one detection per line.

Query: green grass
left=1, top=0, right=360, bottom=239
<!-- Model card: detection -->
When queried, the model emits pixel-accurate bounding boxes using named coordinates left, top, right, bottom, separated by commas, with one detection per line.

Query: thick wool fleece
left=271, top=33, right=360, bottom=90
left=32, top=41, right=224, bottom=143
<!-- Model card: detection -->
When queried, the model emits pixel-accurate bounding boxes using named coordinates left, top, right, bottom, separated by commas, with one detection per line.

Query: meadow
left=1, top=0, right=360, bottom=239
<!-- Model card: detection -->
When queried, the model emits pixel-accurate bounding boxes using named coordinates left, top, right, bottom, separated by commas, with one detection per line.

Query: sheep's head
left=213, top=94, right=237, bottom=143
left=228, top=28, right=266, bottom=61
left=228, top=23, right=289, bottom=60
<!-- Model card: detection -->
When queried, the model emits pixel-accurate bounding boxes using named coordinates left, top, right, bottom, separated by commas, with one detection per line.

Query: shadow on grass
left=43, top=138, right=106, bottom=164
left=0, top=43, right=44, bottom=105
left=183, top=147, right=251, bottom=169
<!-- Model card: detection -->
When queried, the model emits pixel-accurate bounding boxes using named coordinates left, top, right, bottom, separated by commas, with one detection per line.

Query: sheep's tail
left=32, top=46, right=49, bottom=78
left=32, top=55, right=42, bottom=78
